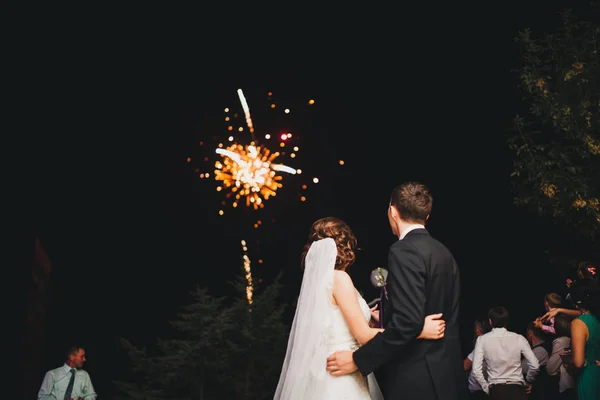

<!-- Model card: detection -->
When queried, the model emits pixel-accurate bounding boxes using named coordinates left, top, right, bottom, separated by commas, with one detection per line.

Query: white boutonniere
left=370, top=267, right=388, bottom=299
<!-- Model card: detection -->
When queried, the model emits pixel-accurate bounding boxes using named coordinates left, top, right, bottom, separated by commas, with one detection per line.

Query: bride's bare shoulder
left=333, top=269, right=354, bottom=289
left=332, top=270, right=358, bottom=306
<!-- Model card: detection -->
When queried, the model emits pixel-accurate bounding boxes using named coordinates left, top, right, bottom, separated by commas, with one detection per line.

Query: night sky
left=19, top=1, right=598, bottom=397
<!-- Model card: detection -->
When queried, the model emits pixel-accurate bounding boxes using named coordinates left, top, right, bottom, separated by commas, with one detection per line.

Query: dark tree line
left=113, top=271, right=290, bottom=400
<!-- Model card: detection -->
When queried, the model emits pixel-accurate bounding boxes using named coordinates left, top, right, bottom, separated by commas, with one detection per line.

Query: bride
left=274, top=217, right=446, bottom=399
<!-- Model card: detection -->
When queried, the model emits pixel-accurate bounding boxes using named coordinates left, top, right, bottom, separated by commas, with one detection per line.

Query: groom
left=326, top=182, right=468, bottom=400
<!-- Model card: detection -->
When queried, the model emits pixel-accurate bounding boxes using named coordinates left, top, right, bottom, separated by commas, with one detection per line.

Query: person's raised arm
left=540, top=307, right=581, bottom=322
left=333, top=270, right=383, bottom=345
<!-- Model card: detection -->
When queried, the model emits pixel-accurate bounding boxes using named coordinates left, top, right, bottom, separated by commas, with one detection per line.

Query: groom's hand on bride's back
left=326, top=350, right=358, bottom=376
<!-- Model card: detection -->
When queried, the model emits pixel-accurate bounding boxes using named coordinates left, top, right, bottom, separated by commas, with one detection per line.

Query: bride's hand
left=417, top=313, right=445, bottom=340
left=370, top=304, right=380, bottom=324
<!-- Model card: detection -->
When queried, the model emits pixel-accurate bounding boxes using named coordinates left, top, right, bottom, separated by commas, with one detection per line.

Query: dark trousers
left=469, top=390, right=488, bottom=400
left=558, top=388, right=576, bottom=400
left=529, top=366, right=552, bottom=400
left=488, top=384, right=527, bottom=400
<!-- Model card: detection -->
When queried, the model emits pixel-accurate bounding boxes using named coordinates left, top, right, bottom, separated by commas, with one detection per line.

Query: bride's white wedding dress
left=274, top=238, right=382, bottom=400
left=321, top=289, right=379, bottom=399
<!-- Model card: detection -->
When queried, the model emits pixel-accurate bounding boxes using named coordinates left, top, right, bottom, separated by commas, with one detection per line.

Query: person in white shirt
left=38, top=345, right=97, bottom=400
left=472, top=306, right=539, bottom=400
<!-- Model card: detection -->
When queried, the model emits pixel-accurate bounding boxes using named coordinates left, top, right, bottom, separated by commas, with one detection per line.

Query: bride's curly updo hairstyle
left=300, top=217, right=358, bottom=271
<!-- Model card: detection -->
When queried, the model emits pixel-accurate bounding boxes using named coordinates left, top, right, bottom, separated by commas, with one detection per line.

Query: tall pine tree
left=226, top=272, right=289, bottom=400
left=114, top=272, right=289, bottom=399
left=114, top=287, right=236, bottom=399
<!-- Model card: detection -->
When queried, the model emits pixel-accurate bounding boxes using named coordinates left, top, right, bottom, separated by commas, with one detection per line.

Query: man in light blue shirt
left=38, top=345, right=97, bottom=400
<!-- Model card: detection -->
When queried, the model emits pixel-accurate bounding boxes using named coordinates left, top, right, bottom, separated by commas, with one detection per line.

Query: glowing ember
left=241, top=239, right=253, bottom=306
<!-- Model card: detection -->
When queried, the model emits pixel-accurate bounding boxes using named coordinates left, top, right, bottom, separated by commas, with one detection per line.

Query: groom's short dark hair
left=390, top=182, right=432, bottom=223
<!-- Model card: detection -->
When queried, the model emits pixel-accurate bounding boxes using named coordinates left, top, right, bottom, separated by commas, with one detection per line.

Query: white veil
left=273, top=238, right=337, bottom=400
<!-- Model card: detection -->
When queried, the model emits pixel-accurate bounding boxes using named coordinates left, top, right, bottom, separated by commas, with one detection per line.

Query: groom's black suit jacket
left=354, top=229, right=468, bottom=400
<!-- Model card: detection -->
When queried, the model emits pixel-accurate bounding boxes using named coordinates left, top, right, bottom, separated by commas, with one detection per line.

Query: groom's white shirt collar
left=399, top=224, right=425, bottom=240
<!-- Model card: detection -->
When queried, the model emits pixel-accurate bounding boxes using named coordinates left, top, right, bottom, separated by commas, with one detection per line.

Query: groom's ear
left=425, top=214, right=430, bottom=221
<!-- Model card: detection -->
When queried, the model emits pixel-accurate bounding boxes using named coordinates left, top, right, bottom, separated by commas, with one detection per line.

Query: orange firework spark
left=214, top=143, right=297, bottom=210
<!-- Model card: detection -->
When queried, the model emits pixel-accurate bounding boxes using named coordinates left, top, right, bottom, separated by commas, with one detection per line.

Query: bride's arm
left=333, top=270, right=383, bottom=345
left=333, top=271, right=446, bottom=344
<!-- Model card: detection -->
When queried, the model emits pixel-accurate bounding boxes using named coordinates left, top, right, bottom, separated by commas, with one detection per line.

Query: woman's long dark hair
left=571, top=281, right=600, bottom=320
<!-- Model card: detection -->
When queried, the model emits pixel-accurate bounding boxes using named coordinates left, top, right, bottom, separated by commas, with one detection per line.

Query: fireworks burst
left=212, top=89, right=300, bottom=210
left=213, top=89, right=311, bottom=212
left=215, top=143, right=298, bottom=209
left=190, top=89, right=342, bottom=217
